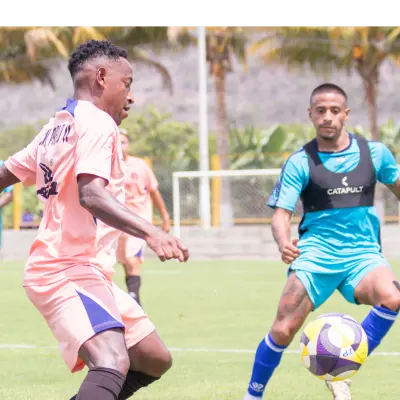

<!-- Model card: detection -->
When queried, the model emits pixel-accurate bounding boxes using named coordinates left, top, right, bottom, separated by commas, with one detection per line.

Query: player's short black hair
left=310, top=83, right=348, bottom=105
left=68, top=40, right=128, bottom=78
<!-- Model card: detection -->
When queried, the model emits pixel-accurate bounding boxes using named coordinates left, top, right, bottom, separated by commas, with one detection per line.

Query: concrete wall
left=2, top=224, right=400, bottom=262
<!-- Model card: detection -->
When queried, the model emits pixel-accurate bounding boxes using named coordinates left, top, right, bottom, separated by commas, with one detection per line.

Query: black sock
left=118, top=370, right=159, bottom=400
left=125, top=275, right=141, bottom=305
left=75, top=367, right=126, bottom=400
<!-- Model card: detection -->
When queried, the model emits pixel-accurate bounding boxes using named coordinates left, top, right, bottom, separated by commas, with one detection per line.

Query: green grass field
left=1, top=259, right=400, bottom=399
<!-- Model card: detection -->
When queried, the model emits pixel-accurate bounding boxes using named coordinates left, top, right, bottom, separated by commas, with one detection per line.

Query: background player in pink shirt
left=0, top=40, right=189, bottom=400
left=117, top=129, right=171, bottom=305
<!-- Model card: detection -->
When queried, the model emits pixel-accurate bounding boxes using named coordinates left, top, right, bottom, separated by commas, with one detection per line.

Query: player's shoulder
left=126, top=156, right=150, bottom=169
left=366, top=138, right=388, bottom=153
left=285, top=147, right=308, bottom=166
left=280, top=147, right=309, bottom=179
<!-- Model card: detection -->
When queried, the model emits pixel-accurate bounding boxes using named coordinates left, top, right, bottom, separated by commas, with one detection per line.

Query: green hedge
left=2, top=107, right=400, bottom=227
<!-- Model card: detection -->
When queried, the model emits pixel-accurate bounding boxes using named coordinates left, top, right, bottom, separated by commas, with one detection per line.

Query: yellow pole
left=12, top=183, right=22, bottom=231
left=211, top=154, right=221, bottom=227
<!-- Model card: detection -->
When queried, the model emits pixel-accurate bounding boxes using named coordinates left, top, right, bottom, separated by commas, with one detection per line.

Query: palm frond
left=72, top=27, right=107, bottom=47
left=127, top=47, right=173, bottom=95
left=24, top=28, right=69, bottom=60
left=0, top=57, right=54, bottom=88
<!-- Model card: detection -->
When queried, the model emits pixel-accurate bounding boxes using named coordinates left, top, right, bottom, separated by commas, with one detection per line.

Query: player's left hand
left=280, top=238, right=300, bottom=264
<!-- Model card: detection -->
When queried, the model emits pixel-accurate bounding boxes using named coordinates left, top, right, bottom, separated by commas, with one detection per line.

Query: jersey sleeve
left=74, top=118, right=116, bottom=184
left=4, top=134, right=40, bottom=188
left=371, top=142, right=400, bottom=185
left=267, top=152, right=308, bottom=212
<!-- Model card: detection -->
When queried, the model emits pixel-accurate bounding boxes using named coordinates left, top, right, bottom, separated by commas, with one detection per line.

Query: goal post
left=172, top=168, right=282, bottom=238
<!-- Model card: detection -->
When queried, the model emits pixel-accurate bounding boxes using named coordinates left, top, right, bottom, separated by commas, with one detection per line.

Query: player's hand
left=161, top=217, right=171, bottom=233
left=145, top=228, right=189, bottom=262
left=279, top=238, right=300, bottom=264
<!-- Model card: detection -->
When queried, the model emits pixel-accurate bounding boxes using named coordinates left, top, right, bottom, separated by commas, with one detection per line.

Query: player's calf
left=123, top=257, right=142, bottom=304
left=244, top=273, right=313, bottom=399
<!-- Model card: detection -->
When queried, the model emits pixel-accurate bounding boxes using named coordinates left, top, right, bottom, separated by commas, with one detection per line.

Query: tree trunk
left=363, top=69, right=385, bottom=222
left=364, top=74, right=379, bottom=141
left=215, top=69, right=233, bottom=228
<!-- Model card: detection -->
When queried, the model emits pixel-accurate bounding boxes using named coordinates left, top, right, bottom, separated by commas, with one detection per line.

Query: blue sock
left=361, top=305, right=398, bottom=355
left=246, top=333, right=287, bottom=398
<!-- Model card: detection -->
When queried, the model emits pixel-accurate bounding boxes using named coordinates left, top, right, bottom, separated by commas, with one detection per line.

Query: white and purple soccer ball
left=300, top=313, right=369, bottom=381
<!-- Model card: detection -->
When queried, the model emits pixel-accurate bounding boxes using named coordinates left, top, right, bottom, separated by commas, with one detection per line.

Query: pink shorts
left=116, top=234, right=146, bottom=264
left=24, top=266, right=155, bottom=373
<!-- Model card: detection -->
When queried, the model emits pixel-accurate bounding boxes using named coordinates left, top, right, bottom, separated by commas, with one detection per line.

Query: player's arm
left=0, top=166, right=20, bottom=194
left=2, top=133, right=40, bottom=190
left=271, top=208, right=300, bottom=264
left=268, top=155, right=305, bottom=264
left=145, top=164, right=171, bottom=232
left=387, top=179, right=400, bottom=200
left=0, top=191, right=13, bottom=208
left=150, top=189, right=171, bottom=232
left=78, top=174, right=188, bottom=262
left=374, top=143, right=400, bottom=200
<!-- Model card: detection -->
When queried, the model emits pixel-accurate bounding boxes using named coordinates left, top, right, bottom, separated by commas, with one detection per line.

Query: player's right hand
left=145, top=229, right=189, bottom=263
left=279, top=238, right=300, bottom=264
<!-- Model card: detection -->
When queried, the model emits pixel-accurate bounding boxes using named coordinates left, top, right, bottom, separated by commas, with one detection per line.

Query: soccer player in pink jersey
left=0, top=40, right=189, bottom=400
left=116, top=129, right=171, bottom=305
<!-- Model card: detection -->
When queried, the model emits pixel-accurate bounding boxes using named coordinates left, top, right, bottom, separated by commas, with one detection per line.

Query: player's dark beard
left=318, top=127, right=339, bottom=140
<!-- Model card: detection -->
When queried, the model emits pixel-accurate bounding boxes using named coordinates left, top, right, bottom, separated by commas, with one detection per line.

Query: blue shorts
left=289, top=252, right=390, bottom=310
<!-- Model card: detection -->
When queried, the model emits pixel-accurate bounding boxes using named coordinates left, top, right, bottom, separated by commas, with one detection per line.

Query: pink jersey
left=124, top=156, right=158, bottom=223
left=5, top=99, right=125, bottom=286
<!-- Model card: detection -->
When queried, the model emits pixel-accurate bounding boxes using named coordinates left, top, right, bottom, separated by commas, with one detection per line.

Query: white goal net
left=172, top=168, right=400, bottom=238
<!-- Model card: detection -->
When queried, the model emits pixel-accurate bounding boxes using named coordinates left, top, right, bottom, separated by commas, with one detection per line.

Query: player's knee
left=150, top=348, right=173, bottom=377
left=379, top=292, right=400, bottom=312
left=270, top=320, right=299, bottom=345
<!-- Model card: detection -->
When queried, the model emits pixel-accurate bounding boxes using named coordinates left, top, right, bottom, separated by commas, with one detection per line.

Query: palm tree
left=250, top=27, right=400, bottom=141
left=169, top=27, right=247, bottom=227
left=0, top=27, right=173, bottom=93
left=251, top=27, right=400, bottom=219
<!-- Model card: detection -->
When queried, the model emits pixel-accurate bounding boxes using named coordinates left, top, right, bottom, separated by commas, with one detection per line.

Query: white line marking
left=1, top=344, right=400, bottom=356
left=169, top=348, right=400, bottom=356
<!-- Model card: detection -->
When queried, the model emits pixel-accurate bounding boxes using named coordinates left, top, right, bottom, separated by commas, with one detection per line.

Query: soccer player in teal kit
left=244, top=83, right=400, bottom=400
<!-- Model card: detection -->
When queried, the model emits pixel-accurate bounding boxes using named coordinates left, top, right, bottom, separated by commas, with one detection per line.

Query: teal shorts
left=289, top=252, right=390, bottom=310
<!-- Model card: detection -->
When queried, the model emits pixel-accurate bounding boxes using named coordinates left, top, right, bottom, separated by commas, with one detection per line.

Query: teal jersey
left=268, top=134, right=399, bottom=271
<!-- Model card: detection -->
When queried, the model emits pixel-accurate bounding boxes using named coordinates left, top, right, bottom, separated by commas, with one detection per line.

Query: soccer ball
left=300, top=313, right=368, bottom=381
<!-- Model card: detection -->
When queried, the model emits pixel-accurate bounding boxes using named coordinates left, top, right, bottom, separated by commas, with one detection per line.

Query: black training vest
left=300, top=134, right=376, bottom=214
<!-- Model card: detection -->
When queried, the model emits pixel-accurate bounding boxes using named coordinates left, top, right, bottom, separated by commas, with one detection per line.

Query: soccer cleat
left=325, top=379, right=352, bottom=400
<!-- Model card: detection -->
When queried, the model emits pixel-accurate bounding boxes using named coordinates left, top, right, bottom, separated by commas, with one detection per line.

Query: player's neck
left=316, top=131, right=350, bottom=153
left=72, top=89, right=106, bottom=113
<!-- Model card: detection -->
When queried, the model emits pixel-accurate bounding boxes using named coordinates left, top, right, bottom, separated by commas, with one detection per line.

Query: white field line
left=0, top=344, right=399, bottom=356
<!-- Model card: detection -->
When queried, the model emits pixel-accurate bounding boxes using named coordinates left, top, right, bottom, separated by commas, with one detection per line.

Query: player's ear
left=96, top=67, right=106, bottom=89
left=344, top=107, right=350, bottom=120
left=308, top=107, right=312, bottom=119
